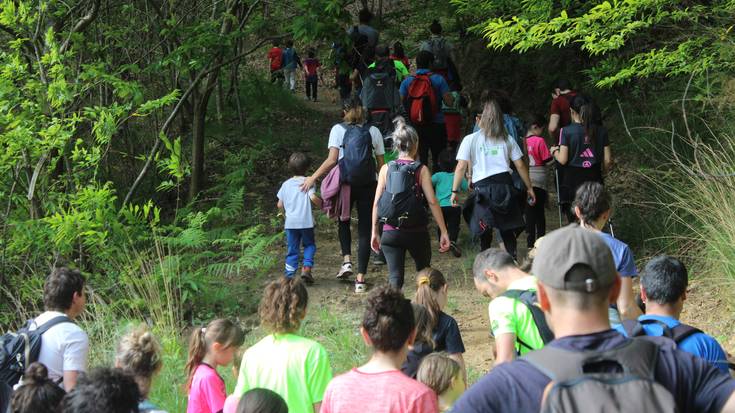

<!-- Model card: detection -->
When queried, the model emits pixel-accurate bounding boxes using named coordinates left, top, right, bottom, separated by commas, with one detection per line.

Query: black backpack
left=523, top=338, right=678, bottom=413
left=377, top=161, right=428, bottom=228
left=500, top=289, right=554, bottom=353
left=362, top=61, right=398, bottom=112
left=339, top=123, right=376, bottom=186
left=0, top=315, right=72, bottom=386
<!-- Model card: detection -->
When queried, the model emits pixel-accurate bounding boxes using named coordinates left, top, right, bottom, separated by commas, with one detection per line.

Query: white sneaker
left=336, top=262, right=353, bottom=279
left=354, top=281, right=367, bottom=293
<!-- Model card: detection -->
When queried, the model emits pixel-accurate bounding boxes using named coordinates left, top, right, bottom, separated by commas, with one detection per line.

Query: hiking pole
left=554, top=165, right=563, bottom=227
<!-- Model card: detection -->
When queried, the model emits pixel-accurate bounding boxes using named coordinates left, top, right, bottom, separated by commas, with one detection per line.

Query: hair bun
left=24, top=362, right=49, bottom=384
left=392, top=115, right=406, bottom=130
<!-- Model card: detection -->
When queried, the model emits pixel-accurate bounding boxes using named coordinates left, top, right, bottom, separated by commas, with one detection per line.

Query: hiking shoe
left=450, top=242, right=462, bottom=258
left=301, top=267, right=315, bottom=285
left=354, top=281, right=367, bottom=293
left=372, top=251, right=386, bottom=266
left=336, top=262, right=353, bottom=279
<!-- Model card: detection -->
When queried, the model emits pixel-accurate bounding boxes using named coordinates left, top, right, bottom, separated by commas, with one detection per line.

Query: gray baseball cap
left=531, top=224, right=617, bottom=292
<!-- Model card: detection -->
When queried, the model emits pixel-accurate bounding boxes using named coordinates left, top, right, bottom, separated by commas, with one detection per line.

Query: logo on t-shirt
left=580, top=147, right=595, bottom=168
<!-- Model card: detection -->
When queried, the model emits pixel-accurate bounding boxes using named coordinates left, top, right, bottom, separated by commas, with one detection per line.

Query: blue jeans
left=285, top=228, right=316, bottom=277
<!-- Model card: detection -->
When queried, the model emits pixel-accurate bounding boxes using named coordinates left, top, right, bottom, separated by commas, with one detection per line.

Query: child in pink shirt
left=186, top=319, right=245, bottom=413
left=524, top=115, right=552, bottom=248
left=320, top=287, right=439, bottom=413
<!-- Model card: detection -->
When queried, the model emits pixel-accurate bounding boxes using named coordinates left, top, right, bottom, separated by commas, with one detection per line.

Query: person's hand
left=450, top=192, right=459, bottom=207
left=527, top=188, right=537, bottom=206
left=439, top=231, right=450, bottom=252
left=371, top=232, right=381, bottom=253
left=301, top=176, right=316, bottom=192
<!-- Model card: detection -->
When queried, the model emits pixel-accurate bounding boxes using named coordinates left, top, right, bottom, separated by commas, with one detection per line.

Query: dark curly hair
left=362, top=286, right=415, bottom=352
left=10, top=363, right=65, bottom=413
left=259, top=278, right=308, bottom=334
left=573, top=181, right=611, bottom=224
left=43, top=267, right=85, bottom=311
left=60, top=368, right=140, bottom=413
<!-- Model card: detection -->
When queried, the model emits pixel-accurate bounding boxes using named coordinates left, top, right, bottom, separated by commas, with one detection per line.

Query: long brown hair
left=412, top=303, right=435, bottom=348
left=413, top=268, right=447, bottom=330
left=477, top=99, right=507, bottom=142
left=259, top=277, right=308, bottom=334
left=185, top=319, right=244, bottom=390
left=343, top=97, right=366, bottom=125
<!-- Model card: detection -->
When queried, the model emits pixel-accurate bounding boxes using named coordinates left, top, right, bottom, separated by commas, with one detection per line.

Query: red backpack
left=407, top=73, right=438, bottom=126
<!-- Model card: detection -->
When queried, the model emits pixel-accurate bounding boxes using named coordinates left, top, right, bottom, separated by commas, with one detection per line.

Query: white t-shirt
left=456, top=130, right=523, bottom=183
left=277, top=177, right=316, bottom=229
left=327, top=123, right=385, bottom=160
left=31, top=311, right=89, bottom=386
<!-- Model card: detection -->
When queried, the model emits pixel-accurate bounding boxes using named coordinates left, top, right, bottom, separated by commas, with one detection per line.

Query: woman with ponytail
left=116, top=325, right=167, bottom=412
left=550, top=94, right=612, bottom=222
left=186, top=319, right=245, bottom=413
left=372, top=117, right=450, bottom=290
left=10, top=363, right=65, bottom=413
left=231, top=277, right=332, bottom=413
left=413, top=268, right=466, bottom=385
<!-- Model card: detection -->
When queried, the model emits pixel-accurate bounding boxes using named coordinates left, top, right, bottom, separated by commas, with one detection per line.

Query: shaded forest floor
left=238, top=86, right=734, bottom=383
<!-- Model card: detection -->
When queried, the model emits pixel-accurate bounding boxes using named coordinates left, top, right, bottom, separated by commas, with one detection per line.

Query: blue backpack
left=282, top=48, right=296, bottom=69
left=339, top=123, right=376, bottom=186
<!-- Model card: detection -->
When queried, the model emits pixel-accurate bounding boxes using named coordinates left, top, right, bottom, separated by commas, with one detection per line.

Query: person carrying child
left=432, top=149, right=467, bottom=257
left=524, top=114, right=552, bottom=248
left=303, top=50, right=321, bottom=102
left=417, top=353, right=465, bottom=413
left=186, top=319, right=245, bottom=413
left=277, top=152, right=322, bottom=284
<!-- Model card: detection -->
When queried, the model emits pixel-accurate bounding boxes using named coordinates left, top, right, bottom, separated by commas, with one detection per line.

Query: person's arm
left=513, top=157, right=536, bottom=205
left=451, top=160, right=469, bottom=206
left=449, top=352, right=468, bottom=388
left=617, top=276, right=643, bottom=321
left=371, top=165, right=388, bottom=252
left=421, top=166, right=450, bottom=252
left=277, top=199, right=284, bottom=209
left=551, top=145, right=569, bottom=165
left=302, top=147, right=339, bottom=191
left=313, top=402, right=321, bottom=413
left=63, top=370, right=80, bottom=391
left=722, top=394, right=735, bottom=413
left=603, top=145, right=613, bottom=173
left=548, top=114, right=560, bottom=140
left=494, top=333, right=517, bottom=365
left=376, top=154, right=385, bottom=171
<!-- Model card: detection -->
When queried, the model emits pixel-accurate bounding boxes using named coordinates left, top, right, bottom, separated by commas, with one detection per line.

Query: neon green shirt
left=368, top=60, right=410, bottom=81
left=488, top=276, right=545, bottom=354
left=234, top=334, right=332, bottom=413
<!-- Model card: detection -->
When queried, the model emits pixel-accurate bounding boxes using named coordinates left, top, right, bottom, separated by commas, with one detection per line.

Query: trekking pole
left=554, top=165, right=563, bottom=227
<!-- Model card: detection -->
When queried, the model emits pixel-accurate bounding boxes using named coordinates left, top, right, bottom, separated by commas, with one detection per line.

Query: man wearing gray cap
left=451, top=225, right=735, bottom=413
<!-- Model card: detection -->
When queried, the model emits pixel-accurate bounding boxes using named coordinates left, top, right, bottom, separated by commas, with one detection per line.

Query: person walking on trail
left=472, top=249, right=553, bottom=365
left=347, top=9, right=379, bottom=96
left=267, top=40, right=284, bottom=84
left=550, top=94, right=611, bottom=222
left=524, top=115, right=552, bottom=248
left=452, top=99, right=536, bottom=260
left=572, top=182, right=641, bottom=324
left=391, top=41, right=410, bottom=71
left=367, top=44, right=409, bottom=83
left=419, top=20, right=460, bottom=86
left=363, top=44, right=404, bottom=160
left=452, top=225, right=735, bottom=413
left=348, top=9, right=379, bottom=50
left=432, top=149, right=467, bottom=257
left=372, top=118, right=450, bottom=289
left=277, top=152, right=322, bottom=284
left=320, top=287, right=440, bottom=413
left=303, top=50, right=321, bottom=102
left=400, top=50, right=453, bottom=171
left=548, top=79, right=577, bottom=143
left=281, top=40, right=302, bottom=93
left=614, top=255, right=731, bottom=374
left=301, top=97, right=385, bottom=293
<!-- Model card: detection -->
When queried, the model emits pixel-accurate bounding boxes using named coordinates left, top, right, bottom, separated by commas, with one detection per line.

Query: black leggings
left=525, top=187, right=548, bottom=248
left=440, top=206, right=462, bottom=242
left=480, top=228, right=518, bottom=260
left=338, top=182, right=376, bottom=275
left=381, top=229, right=432, bottom=289
left=415, top=123, right=447, bottom=171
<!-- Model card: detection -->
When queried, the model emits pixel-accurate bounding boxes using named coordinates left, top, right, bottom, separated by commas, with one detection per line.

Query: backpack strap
left=500, top=289, right=555, bottom=345
left=620, top=319, right=646, bottom=338
left=34, top=315, right=74, bottom=335
left=668, top=323, right=703, bottom=344
left=522, top=338, right=660, bottom=383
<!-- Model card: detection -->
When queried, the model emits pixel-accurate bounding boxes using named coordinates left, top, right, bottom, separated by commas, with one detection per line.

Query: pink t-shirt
left=320, top=369, right=438, bottom=413
left=188, top=364, right=226, bottom=413
left=526, top=135, right=551, bottom=189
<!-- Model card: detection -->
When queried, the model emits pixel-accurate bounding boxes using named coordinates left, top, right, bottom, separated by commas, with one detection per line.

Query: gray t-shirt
left=277, top=177, right=315, bottom=229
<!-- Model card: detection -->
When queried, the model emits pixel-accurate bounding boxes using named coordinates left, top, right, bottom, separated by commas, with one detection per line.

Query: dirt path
left=265, top=88, right=734, bottom=381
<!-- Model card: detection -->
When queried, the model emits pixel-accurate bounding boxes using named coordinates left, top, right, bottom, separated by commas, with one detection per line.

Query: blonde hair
left=412, top=303, right=435, bottom=348
left=414, top=268, right=447, bottom=330
left=477, top=99, right=507, bottom=142
left=116, top=325, right=162, bottom=398
left=343, top=97, right=366, bottom=124
left=392, top=116, right=419, bottom=155
left=185, top=319, right=245, bottom=390
left=417, top=352, right=461, bottom=395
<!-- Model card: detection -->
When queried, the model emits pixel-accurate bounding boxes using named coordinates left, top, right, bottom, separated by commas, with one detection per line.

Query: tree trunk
left=189, top=91, right=208, bottom=201
left=215, top=77, right=224, bottom=120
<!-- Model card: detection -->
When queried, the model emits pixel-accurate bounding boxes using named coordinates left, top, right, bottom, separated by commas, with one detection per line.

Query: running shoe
left=301, top=267, right=315, bottom=285
left=354, top=281, right=367, bottom=293
left=450, top=242, right=462, bottom=258
left=336, top=262, right=353, bottom=279
left=372, top=251, right=386, bottom=265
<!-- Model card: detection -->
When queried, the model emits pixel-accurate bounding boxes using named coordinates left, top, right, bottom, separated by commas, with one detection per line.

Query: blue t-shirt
left=613, top=315, right=730, bottom=374
left=399, top=69, right=450, bottom=123
left=598, top=231, right=637, bottom=277
left=282, top=48, right=297, bottom=70
left=450, top=330, right=735, bottom=413
left=432, top=172, right=468, bottom=207
left=433, top=312, right=465, bottom=354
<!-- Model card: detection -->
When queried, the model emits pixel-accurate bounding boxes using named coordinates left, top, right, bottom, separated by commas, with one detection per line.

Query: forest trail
left=260, top=87, right=734, bottom=381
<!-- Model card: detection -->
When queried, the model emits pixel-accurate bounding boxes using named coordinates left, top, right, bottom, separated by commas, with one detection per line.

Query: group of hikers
left=2, top=8, right=735, bottom=413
